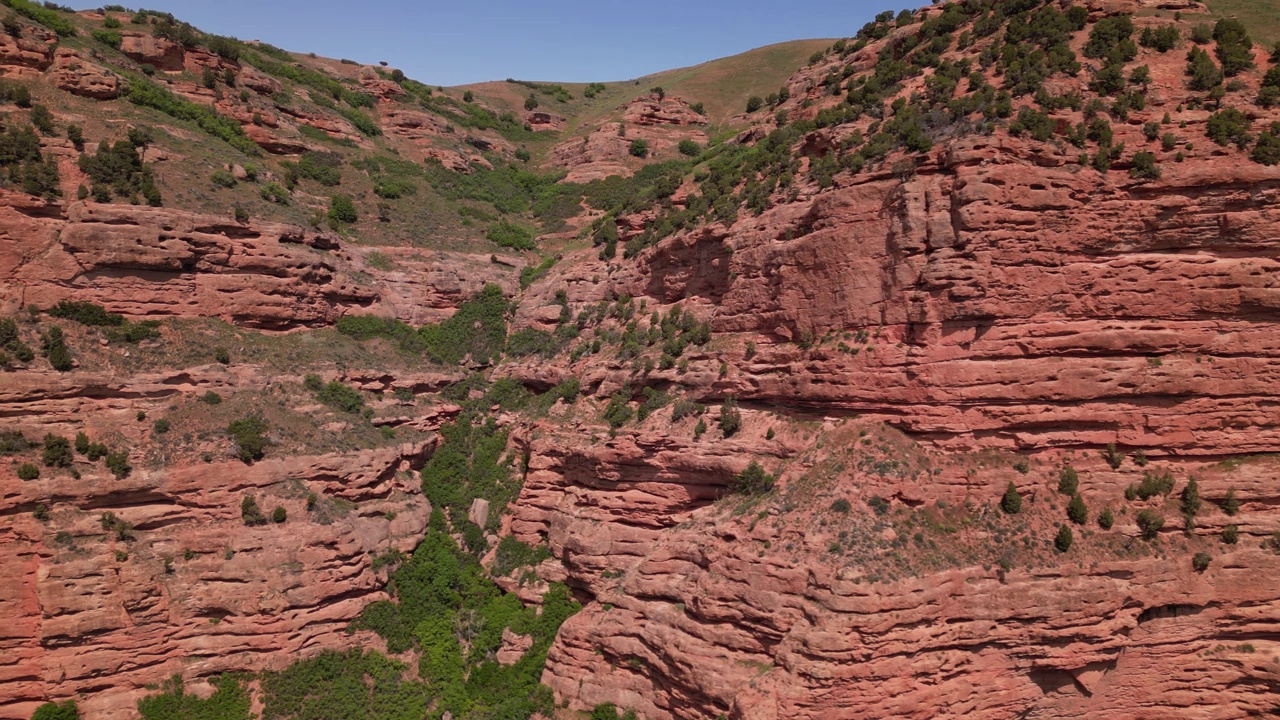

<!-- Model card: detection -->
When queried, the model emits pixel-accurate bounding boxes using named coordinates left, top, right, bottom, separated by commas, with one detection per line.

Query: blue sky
left=117, top=0, right=909, bottom=86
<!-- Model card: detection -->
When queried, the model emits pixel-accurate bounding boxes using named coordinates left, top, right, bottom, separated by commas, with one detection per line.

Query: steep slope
left=4, top=0, right=1280, bottom=719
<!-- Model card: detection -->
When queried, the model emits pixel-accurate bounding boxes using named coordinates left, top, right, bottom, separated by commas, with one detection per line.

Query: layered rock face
left=504, top=3, right=1280, bottom=717
left=549, top=94, right=709, bottom=182
left=0, top=421, right=434, bottom=720
left=0, top=194, right=514, bottom=329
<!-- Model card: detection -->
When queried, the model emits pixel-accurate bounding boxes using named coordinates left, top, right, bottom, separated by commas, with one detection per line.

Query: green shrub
left=1222, top=488, right=1241, bottom=515
left=328, top=194, right=357, bottom=224
left=830, top=498, right=851, bottom=513
left=42, top=434, right=71, bottom=467
left=1136, top=508, right=1165, bottom=540
left=718, top=396, right=742, bottom=436
left=214, top=347, right=230, bottom=364
left=31, top=700, right=78, bottom=720
left=1000, top=481, right=1022, bottom=514
left=260, top=182, right=289, bottom=204
left=138, top=675, right=250, bottom=720
left=1067, top=493, right=1088, bottom=525
left=47, top=300, right=124, bottom=326
left=1213, top=19, right=1254, bottom=76
left=1206, top=108, right=1251, bottom=147
left=1098, top=507, right=1114, bottom=530
left=1103, top=442, right=1124, bottom=469
left=733, top=461, right=774, bottom=495
left=486, top=219, right=536, bottom=250
left=1054, top=524, right=1073, bottom=552
left=1222, top=524, right=1239, bottom=544
left=746, top=96, right=763, bottom=112
left=678, top=139, right=701, bottom=156
left=1192, top=551, right=1211, bottom=572
left=272, top=506, right=286, bottom=523
left=492, top=535, right=552, bottom=577
left=372, top=177, right=416, bottom=199
left=602, top=392, right=633, bottom=428
left=628, top=139, right=649, bottom=158
left=1127, top=469, right=1175, bottom=500
left=316, top=381, right=364, bottom=413
left=297, top=150, right=342, bottom=186
left=1186, top=46, right=1223, bottom=90
left=1252, top=122, right=1280, bottom=165
left=228, top=417, right=268, bottom=461
left=1129, top=151, right=1161, bottom=180
left=78, top=138, right=162, bottom=205
left=200, top=390, right=222, bottom=405
left=3, top=0, right=75, bottom=36
left=16, top=462, right=38, bottom=480
left=153, top=418, right=170, bottom=434
left=41, top=326, right=72, bottom=371
left=418, top=284, right=509, bottom=365
left=1140, top=25, right=1180, bottom=52
left=210, top=169, right=237, bottom=188
left=1083, top=14, right=1136, bottom=62
left=506, top=327, right=558, bottom=357
left=105, top=449, right=130, bottom=478
left=1180, top=475, right=1201, bottom=518
left=241, top=494, right=267, bottom=526
left=29, top=103, right=52, bottom=134
left=127, top=79, right=258, bottom=155
left=1057, top=466, right=1078, bottom=495
left=1009, top=106, right=1054, bottom=141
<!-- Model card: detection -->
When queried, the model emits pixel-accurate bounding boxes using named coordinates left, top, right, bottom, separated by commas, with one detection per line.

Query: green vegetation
left=1222, top=524, right=1239, bottom=544
left=1136, top=508, right=1165, bottom=540
left=1057, top=466, right=1078, bottom=495
left=1054, top=524, right=1073, bottom=552
left=718, top=396, right=742, bottom=437
left=1103, top=443, right=1124, bottom=469
left=30, top=700, right=78, bottom=720
left=1066, top=494, right=1088, bottom=525
left=1192, top=551, right=1212, bottom=572
left=241, top=495, right=267, bottom=526
left=138, top=674, right=251, bottom=720
left=1098, top=507, right=1114, bottom=530
left=17, top=462, right=38, bottom=480
left=486, top=219, right=536, bottom=250
left=1125, top=469, right=1175, bottom=501
left=314, top=381, right=364, bottom=414
left=1187, top=46, right=1224, bottom=90
left=419, top=412, right=519, bottom=537
left=733, top=461, right=775, bottom=495
left=42, top=433, right=71, bottom=467
left=353, top=512, right=577, bottom=719
left=79, top=138, right=162, bottom=206
left=1140, top=25, right=1181, bottom=52
left=127, top=79, right=259, bottom=155
left=1000, top=481, right=1022, bottom=515
left=228, top=416, right=268, bottom=461
left=628, top=139, right=649, bottom=158
left=1213, top=18, right=1254, bottom=76
left=1, top=0, right=75, bottom=36
left=1222, top=488, right=1241, bottom=515
left=41, top=326, right=71, bottom=371
left=328, top=194, right=358, bottom=224
left=259, top=649, right=425, bottom=720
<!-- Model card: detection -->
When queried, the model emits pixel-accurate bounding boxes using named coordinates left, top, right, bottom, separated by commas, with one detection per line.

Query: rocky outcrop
left=0, top=31, right=53, bottom=75
left=358, top=66, right=405, bottom=101
left=118, top=33, right=184, bottom=72
left=549, top=95, right=709, bottom=182
left=52, top=49, right=122, bottom=100
left=0, top=192, right=375, bottom=329
left=0, top=433, right=435, bottom=720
